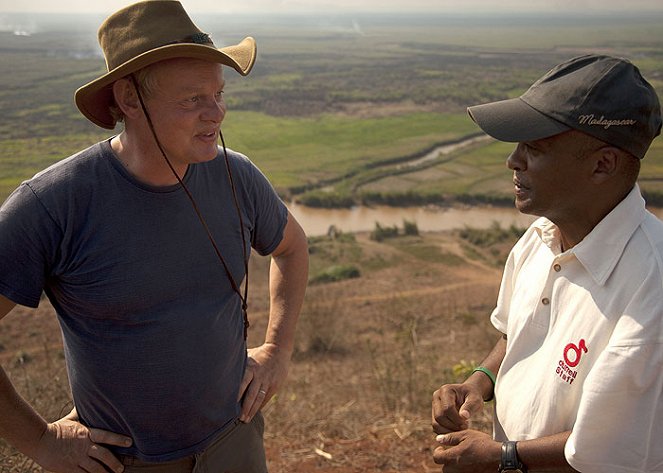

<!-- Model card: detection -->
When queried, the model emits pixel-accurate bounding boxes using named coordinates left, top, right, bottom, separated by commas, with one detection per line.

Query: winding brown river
left=287, top=202, right=663, bottom=237
left=287, top=202, right=534, bottom=236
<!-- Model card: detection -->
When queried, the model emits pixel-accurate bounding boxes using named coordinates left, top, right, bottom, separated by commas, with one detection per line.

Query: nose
left=202, top=96, right=226, bottom=124
left=506, top=143, right=526, bottom=171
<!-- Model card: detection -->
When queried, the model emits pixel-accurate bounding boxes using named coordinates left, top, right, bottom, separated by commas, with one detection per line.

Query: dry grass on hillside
left=0, top=228, right=516, bottom=472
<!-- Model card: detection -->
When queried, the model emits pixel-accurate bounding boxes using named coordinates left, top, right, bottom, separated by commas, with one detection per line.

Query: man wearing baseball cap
left=432, top=54, right=662, bottom=472
left=0, top=1, right=308, bottom=472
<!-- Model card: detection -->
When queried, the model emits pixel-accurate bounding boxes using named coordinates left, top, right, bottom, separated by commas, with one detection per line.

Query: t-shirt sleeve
left=244, top=158, right=288, bottom=256
left=0, top=183, right=60, bottom=307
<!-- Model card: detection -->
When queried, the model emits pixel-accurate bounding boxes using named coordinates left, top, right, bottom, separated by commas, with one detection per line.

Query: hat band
left=166, top=32, right=213, bottom=46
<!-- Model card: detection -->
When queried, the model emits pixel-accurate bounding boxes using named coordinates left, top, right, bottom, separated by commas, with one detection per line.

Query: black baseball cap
left=467, top=54, right=662, bottom=159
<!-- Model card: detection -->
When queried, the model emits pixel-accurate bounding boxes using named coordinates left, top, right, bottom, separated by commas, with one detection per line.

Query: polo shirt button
left=542, top=297, right=550, bottom=305
left=553, top=264, right=561, bottom=272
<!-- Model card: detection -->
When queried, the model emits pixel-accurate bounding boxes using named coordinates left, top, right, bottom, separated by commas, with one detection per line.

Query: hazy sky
left=1, top=0, right=663, bottom=14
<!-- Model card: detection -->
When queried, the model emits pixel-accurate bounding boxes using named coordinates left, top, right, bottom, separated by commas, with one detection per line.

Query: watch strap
left=499, top=441, right=527, bottom=472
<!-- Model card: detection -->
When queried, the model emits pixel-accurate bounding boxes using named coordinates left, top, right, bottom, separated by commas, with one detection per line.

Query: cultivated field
left=1, top=12, right=663, bottom=203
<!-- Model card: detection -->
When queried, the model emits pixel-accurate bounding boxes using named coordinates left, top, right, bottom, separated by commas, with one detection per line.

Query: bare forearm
left=480, top=334, right=507, bottom=374
left=465, top=335, right=506, bottom=401
left=517, top=431, right=579, bottom=472
left=0, top=296, right=46, bottom=458
left=435, top=430, right=578, bottom=473
left=266, top=258, right=308, bottom=351
left=237, top=214, right=308, bottom=421
left=0, top=366, right=47, bottom=459
left=266, top=217, right=308, bottom=353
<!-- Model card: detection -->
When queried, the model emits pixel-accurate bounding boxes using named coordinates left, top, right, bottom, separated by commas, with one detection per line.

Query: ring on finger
left=259, top=389, right=267, bottom=395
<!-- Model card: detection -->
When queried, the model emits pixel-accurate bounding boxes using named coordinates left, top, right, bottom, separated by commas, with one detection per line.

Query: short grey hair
left=109, top=64, right=160, bottom=123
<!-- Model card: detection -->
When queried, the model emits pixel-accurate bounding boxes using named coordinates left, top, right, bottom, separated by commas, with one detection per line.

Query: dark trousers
left=120, top=413, right=267, bottom=473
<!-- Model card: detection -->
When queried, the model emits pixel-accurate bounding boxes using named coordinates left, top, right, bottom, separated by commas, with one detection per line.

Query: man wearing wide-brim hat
left=0, top=1, right=308, bottom=472
left=431, top=55, right=663, bottom=473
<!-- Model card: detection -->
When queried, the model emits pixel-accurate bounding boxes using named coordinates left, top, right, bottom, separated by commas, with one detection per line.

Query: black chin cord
left=130, top=75, right=251, bottom=340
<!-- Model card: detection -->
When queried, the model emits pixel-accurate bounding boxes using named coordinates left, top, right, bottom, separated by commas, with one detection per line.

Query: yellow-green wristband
left=472, top=366, right=496, bottom=401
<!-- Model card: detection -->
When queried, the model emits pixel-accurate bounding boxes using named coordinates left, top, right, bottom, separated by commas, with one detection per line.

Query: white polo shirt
left=491, top=185, right=663, bottom=473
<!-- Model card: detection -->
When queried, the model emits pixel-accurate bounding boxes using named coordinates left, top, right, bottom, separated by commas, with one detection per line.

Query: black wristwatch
left=499, top=441, right=527, bottom=473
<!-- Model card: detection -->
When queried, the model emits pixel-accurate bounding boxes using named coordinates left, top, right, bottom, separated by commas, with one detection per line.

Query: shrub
left=296, top=191, right=355, bottom=208
left=403, top=219, right=419, bottom=236
left=451, top=359, right=478, bottom=382
left=370, top=222, right=399, bottom=242
left=310, top=264, right=361, bottom=285
left=295, top=297, right=346, bottom=356
left=458, top=221, right=525, bottom=247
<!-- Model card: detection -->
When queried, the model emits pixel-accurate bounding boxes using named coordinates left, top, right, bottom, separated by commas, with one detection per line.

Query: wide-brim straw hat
left=75, top=0, right=257, bottom=129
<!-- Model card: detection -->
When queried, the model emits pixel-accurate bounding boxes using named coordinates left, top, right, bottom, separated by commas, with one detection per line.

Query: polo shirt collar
left=534, top=185, right=647, bottom=286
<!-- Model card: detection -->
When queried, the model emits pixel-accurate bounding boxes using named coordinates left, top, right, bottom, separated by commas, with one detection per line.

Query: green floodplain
left=1, top=11, right=663, bottom=207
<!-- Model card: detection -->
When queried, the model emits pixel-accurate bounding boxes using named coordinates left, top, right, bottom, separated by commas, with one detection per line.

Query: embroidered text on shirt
left=555, top=339, right=588, bottom=385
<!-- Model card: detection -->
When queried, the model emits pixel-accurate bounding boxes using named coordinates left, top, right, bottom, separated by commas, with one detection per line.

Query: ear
left=590, top=147, right=619, bottom=184
left=112, top=78, right=142, bottom=120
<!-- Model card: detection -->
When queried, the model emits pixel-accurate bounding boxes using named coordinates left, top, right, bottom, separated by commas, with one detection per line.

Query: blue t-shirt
left=0, top=140, right=288, bottom=461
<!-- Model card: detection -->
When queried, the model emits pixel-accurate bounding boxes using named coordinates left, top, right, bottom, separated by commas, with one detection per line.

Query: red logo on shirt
left=556, top=339, right=588, bottom=385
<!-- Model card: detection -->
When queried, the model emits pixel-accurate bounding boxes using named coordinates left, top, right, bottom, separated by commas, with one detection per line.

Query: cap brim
left=75, top=37, right=257, bottom=129
left=467, top=97, right=570, bottom=142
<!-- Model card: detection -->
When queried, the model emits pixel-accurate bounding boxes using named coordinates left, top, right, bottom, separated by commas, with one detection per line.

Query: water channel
left=288, top=202, right=663, bottom=237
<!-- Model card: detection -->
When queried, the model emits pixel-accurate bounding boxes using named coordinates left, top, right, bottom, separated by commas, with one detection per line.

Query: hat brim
left=75, top=36, right=257, bottom=129
left=467, top=97, right=571, bottom=143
